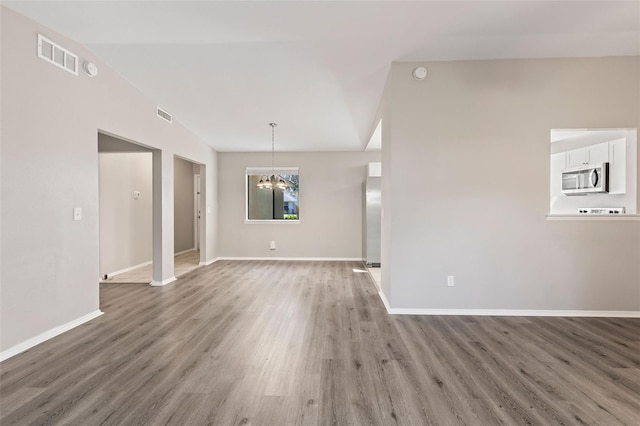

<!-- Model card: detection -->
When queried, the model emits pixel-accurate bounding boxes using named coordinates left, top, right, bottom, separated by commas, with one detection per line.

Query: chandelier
left=257, top=123, right=287, bottom=190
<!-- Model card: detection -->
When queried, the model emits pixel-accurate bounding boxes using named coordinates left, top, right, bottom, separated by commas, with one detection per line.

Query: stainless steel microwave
left=561, top=162, right=609, bottom=195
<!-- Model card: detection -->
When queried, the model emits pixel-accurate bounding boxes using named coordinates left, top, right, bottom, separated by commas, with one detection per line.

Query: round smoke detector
left=83, top=61, right=98, bottom=77
left=412, top=66, right=427, bottom=81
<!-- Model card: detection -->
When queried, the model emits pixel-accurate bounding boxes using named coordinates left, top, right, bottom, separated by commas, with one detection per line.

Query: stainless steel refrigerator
left=364, top=177, right=381, bottom=267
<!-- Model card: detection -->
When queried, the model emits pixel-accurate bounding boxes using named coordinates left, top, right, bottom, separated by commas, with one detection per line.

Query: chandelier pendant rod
left=270, top=123, right=277, bottom=183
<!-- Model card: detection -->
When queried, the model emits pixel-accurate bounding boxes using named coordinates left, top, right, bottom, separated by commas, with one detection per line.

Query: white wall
left=217, top=151, right=380, bottom=258
left=0, top=7, right=218, bottom=354
left=174, top=156, right=195, bottom=253
left=381, top=57, right=640, bottom=312
left=99, top=152, right=152, bottom=276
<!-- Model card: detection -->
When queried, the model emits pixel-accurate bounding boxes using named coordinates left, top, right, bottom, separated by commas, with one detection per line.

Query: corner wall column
left=151, top=150, right=176, bottom=286
left=198, top=164, right=207, bottom=265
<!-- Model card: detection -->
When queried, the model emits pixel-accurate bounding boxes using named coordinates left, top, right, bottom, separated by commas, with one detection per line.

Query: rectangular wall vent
left=156, top=107, right=172, bottom=123
left=37, top=34, right=78, bottom=75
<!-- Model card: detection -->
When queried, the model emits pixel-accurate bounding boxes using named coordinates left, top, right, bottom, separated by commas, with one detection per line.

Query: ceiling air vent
left=37, top=34, right=78, bottom=75
left=156, top=107, right=172, bottom=123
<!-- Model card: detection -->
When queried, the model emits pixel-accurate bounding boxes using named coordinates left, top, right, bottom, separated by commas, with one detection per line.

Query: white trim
left=175, top=248, right=196, bottom=256
left=383, top=307, right=640, bottom=318
left=216, top=257, right=364, bottom=262
left=0, top=310, right=103, bottom=362
left=104, top=260, right=152, bottom=278
left=194, top=174, right=201, bottom=251
left=244, top=220, right=300, bottom=225
left=246, top=166, right=299, bottom=175
left=546, top=214, right=640, bottom=221
left=150, top=276, right=177, bottom=287
left=104, top=249, right=197, bottom=278
left=200, top=257, right=220, bottom=266
left=378, top=290, right=392, bottom=312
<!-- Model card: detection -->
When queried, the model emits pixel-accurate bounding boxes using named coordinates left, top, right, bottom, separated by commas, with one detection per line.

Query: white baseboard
left=200, top=257, right=219, bottom=266
left=378, top=290, right=392, bottom=312
left=215, top=257, right=364, bottom=262
left=0, top=310, right=104, bottom=362
left=175, top=248, right=197, bottom=256
left=104, top=260, right=152, bottom=278
left=378, top=301, right=640, bottom=318
left=150, top=276, right=177, bottom=287
left=105, top=249, right=198, bottom=278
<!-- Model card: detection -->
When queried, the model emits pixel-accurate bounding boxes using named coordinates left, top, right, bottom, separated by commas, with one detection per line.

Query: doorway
left=173, top=156, right=203, bottom=277
left=98, top=133, right=153, bottom=283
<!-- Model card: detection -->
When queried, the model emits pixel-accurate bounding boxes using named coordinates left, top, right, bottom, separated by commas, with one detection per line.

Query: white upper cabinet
left=587, top=142, right=610, bottom=164
left=565, top=147, right=585, bottom=168
left=566, top=142, right=609, bottom=168
left=608, top=138, right=626, bottom=194
left=550, top=152, right=566, bottom=198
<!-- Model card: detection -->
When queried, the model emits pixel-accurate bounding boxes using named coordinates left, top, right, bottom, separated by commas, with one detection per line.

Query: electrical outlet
left=270, top=241, right=276, bottom=250
left=447, top=275, right=455, bottom=287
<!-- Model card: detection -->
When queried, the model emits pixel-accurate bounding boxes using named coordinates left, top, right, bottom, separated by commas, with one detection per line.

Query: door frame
left=194, top=174, right=201, bottom=251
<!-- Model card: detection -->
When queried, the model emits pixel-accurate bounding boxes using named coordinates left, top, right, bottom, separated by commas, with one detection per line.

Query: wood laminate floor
left=1, top=260, right=638, bottom=425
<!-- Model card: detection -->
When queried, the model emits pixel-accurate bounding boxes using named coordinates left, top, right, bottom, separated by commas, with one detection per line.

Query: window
left=246, top=167, right=299, bottom=221
left=549, top=128, right=637, bottom=216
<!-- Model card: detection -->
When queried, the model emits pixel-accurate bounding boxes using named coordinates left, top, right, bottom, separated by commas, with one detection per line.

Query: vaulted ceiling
left=5, top=1, right=639, bottom=151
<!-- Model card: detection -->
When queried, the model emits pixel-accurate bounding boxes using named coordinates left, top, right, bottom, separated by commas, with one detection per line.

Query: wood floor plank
left=446, top=316, right=573, bottom=425
left=1, top=260, right=639, bottom=425
left=517, top=318, right=640, bottom=420
left=414, top=316, right=541, bottom=425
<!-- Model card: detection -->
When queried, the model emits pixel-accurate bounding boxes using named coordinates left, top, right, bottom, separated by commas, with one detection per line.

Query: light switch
left=73, top=207, right=82, bottom=221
